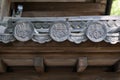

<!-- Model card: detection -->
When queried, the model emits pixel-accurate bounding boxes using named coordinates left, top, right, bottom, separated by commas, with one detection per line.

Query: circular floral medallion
left=14, top=21, right=34, bottom=42
left=50, top=22, right=70, bottom=42
left=86, top=21, right=107, bottom=42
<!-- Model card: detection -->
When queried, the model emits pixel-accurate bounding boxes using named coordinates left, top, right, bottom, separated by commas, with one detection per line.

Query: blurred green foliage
left=111, top=0, right=120, bottom=15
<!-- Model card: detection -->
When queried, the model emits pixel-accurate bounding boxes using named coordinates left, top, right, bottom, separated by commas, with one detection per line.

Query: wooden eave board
left=12, top=0, right=94, bottom=2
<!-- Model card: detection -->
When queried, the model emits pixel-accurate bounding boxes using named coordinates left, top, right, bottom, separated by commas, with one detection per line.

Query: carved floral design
left=14, top=21, right=34, bottom=42
left=86, top=21, right=107, bottom=42
left=50, top=22, right=70, bottom=42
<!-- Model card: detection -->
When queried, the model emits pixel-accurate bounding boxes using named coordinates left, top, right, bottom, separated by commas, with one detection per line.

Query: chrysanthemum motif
left=50, top=22, right=70, bottom=42
left=14, top=21, right=34, bottom=42
left=86, top=21, right=107, bottom=42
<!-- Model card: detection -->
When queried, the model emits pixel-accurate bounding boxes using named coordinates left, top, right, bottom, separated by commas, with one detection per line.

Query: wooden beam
left=77, top=57, right=88, bottom=72
left=11, top=0, right=94, bottom=2
left=22, top=11, right=101, bottom=17
left=1, top=47, right=120, bottom=53
left=34, top=57, right=44, bottom=73
left=18, top=3, right=104, bottom=12
left=2, top=57, right=119, bottom=66
left=0, top=58, right=7, bottom=73
left=13, top=2, right=105, bottom=16
left=44, top=58, right=76, bottom=66
left=0, top=72, right=120, bottom=80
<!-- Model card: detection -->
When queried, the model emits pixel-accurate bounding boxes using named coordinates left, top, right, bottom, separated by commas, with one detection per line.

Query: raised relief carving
left=104, top=20, right=120, bottom=44
left=0, top=17, right=120, bottom=44
left=0, top=34, right=15, bottom=43
left=32, top=23, right=51, bottom=43
left=68, top=22, right=87, bottom=44
left=68, top=33, right=87, bottom=44
left=86, top=21, right=107, bottom=42
left=0, top=24, right=15, bottom=43
left=14, top=21, right=34, bottom=42
left=32, top=29, right=51, bottom=43
left=32, top=34, right=51, bottom=44
left=0, top=25, right=7, bottom=34
left=50, top=22, right=70, bottom=42
left=104, top=33, right=120, bottom=44
left=107, top=20, right=120, bottom=33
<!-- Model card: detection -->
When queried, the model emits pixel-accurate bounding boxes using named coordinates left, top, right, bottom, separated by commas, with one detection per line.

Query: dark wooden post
left=113, top=60, right=120, bottom=72
left=105, top=0, right=113, bottom=15
left=77, top=57, right=88, bottom=72
left=34, top=57, right=45, bottom=73
left=0, top=58, right=7, bottom=73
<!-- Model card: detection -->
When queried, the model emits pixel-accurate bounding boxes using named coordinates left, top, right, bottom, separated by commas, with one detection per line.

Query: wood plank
left=12, top=2, right=105, bottom=16
left=16, top=3, right=104, bottom=12
left=1, top=52, right=120, bottom=59
left=0, top=72, right=120, bottom=80
left=3, top=58, right=33, bottom=66
left=2, top=57, right=119, bottom=66
left=0, top=47, right=120, bottom=53
left=77, top=57, right=88, bottom=72
left=0, top=58, right=6, bottom=73
left=0, top=40, right=120, bottom=53
left=34, top=57, right=44, bottom=73
left=44, top=58, right=76, bottom=66
left=12, top=0, right=94, bottom=2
